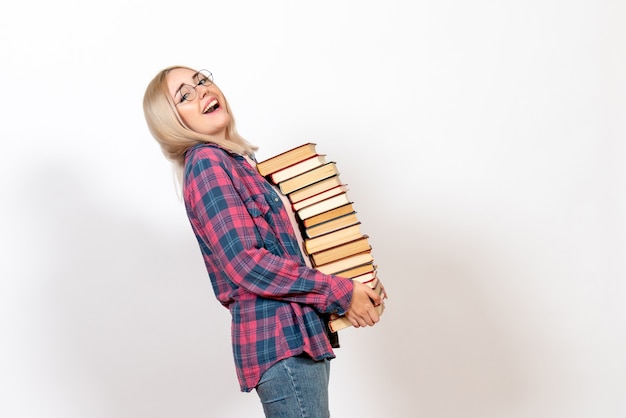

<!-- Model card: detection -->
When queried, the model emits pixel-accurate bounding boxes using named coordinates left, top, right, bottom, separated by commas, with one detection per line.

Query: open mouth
left=203, top=99, right=220, bottom=114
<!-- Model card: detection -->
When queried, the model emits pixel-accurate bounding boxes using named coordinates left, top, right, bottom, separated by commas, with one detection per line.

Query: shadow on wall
left=16, top=163, right=261, bottom=418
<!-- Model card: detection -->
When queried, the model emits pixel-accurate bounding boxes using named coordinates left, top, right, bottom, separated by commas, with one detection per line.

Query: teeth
left=203, top=99, right=218, bottom=114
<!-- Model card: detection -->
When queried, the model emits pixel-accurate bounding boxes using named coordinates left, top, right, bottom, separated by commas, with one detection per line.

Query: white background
left=1, top=1, right=625, bottom=417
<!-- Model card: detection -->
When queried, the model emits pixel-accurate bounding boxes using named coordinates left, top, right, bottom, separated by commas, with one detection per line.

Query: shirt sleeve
left=184, top=147, right=353, bottom=315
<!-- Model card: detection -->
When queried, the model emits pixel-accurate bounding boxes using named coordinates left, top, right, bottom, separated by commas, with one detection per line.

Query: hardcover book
left=310, top=235, right=371, bottom=267
left=256, top=143, right=318, bottom=176
left=270, top=154, right=327, bottom=184
left=288, top=175, right=343, bottom=204
left=279, top=162, right=340, bottom=195
left=304, top=211, right=360, bottom=239
left=302, top=203, right=355, bottom=229
left=296, top=192, right=351, bottom=220
left=292, top=184, right=348, bottom=212
left=315, top=250, right=374, bottom=276
left=334, top=262, right=376, bottom=279
left=304, top=223, right=364, bottom=255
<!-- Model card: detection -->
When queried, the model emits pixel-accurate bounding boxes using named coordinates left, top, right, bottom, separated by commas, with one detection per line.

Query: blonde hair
left=143, top=65, right=257, bottom=182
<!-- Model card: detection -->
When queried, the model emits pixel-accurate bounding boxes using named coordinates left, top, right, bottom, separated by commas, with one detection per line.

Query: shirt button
left=275, top=198, right=279, bottom=202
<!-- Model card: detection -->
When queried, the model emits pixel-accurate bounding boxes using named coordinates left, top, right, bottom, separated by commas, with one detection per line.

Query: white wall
left=1, top=1, right=625, bottom=417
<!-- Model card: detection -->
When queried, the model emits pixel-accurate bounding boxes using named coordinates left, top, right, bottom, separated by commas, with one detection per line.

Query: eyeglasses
left=174, top=69, right=214, bottom=106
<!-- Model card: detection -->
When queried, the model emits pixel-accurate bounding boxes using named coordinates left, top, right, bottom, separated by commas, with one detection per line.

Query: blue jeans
left=255, top=354, right=331, bottom=418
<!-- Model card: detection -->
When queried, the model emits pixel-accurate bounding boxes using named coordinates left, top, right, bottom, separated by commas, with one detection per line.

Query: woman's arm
left=185, top=147, right=353, bottom=315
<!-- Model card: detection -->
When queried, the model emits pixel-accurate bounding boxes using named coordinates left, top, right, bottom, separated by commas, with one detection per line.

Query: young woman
left=143, top=66, right=383, bottom=418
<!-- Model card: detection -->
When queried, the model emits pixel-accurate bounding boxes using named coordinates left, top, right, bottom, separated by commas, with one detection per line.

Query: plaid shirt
left=183, top=143, right=354, bottom=392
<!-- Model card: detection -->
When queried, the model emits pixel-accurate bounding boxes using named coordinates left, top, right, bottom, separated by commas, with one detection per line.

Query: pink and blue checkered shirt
left=183, top=143, right=354, bottom=392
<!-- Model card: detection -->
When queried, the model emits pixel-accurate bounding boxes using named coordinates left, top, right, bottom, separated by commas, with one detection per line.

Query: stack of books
left=256, top=143, right=386, bottom=332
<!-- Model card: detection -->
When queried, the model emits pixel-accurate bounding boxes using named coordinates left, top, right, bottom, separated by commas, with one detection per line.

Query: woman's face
left=166, top=68, right=231, bottom=138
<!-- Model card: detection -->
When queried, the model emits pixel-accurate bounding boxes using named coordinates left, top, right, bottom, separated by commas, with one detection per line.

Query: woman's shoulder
left=187, top=142, right=230, bottom=161
left=186, top=143, right=243, bottom=169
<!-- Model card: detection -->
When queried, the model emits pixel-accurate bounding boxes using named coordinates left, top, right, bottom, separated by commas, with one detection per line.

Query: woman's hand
left=344, top=281, right=384, bottom=328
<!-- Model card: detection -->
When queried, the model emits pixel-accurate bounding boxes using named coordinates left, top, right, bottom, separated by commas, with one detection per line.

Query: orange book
left=351, top=270, right=378, bottom=285
left=292, top=184, right=348, bottom=211
left=288, top=176, right=343, bottom=204
left=297, top=192, right=350, bottom=220
left=311, top=236, right=371, bottom=267
left=304, top=223, right=363, bottom=255
left=305, top=211, right=359, bottom=239
left=315, top=251, right=374, bottom=275
left=335, top=263, right=376, bottom=279
left=279, top=162, right=339, bottom=195
left=302, top=203, right=355, bottom=229
left=256, top=143, right=318, bottom=176
left=270, top=154, right=327, bottom=184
